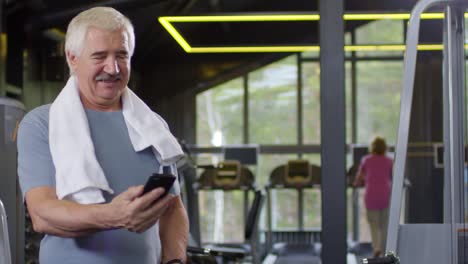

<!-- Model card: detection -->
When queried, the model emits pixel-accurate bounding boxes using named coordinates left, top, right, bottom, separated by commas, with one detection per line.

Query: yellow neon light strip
left=158, top=18, right=192, bottom=52
left=163, top=14, right=320, bottom=22
left=161, top=12, right=455, bottom=23
left=188, top=45, right=451, bottom=53
left=344, top=13, right=445, bottom=20
left=345, top=44, right=445, bottom=51
left=159, top=13, right=468, bottom=53
left=190, top=46, right=321, bottom=53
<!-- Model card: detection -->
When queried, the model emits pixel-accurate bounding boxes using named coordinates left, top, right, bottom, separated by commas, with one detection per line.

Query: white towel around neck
left=49, top=76, right=184, bottom=204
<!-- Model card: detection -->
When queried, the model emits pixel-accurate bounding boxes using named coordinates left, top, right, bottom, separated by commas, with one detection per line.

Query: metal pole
left=319, top=0, right=347, bottom=262
left=443, top=4, right=452, bottom=225
left=351, top=30, right=360, bottom=242
left=0, top=0, right=3, bottom=97
left=266, top=187, right=273, bottom=250
left=243, top=75, right=249, bottom=144
left=298, top=188, right=304, bottom=231
left=444, top=4, right=465, bottom=264
left=297, top=53, right=303, bottom=159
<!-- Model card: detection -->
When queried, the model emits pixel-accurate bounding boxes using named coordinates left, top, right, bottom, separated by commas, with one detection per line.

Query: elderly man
left=17, top=7, right=188, bottom=264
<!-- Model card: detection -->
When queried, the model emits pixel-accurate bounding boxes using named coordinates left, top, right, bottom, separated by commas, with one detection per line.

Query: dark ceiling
left=3, top=0, right=420, bottom=99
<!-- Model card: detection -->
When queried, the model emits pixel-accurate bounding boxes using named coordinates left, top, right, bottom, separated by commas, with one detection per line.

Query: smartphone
left=142, top=173, right=176, bottom=200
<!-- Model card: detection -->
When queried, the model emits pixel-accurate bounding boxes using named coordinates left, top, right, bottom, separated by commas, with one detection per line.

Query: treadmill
left=263, top=160, right=321, bottom=264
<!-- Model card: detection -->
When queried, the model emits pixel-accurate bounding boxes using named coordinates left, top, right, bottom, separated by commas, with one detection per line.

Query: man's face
left=67, top=27, right=131, bottom=110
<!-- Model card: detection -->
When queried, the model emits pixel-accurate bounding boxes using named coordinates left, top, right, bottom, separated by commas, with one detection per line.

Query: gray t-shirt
left=17, top=104, right=180, bottom=264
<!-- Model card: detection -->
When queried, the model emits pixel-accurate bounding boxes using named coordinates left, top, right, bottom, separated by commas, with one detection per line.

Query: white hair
left=65, top=7, right=135, bottom=73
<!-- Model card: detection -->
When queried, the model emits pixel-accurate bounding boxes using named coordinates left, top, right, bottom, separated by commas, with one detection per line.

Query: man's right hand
left=24, top=185, right=176, bottom=238
left=108, top=185, right=177, bottom=233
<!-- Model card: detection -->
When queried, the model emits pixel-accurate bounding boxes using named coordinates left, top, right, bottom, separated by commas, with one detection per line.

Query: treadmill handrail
left=244, top=190, right=265, bottom=241
left=187, top=245, right=246, bottom=259
left=0, top=199, right=12, bottom=264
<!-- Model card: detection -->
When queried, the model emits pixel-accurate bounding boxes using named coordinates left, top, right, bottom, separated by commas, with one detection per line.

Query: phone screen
left=142, top=173, right=176, bottom=197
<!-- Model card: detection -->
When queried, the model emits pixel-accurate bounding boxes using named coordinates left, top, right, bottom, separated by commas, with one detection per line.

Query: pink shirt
left=358, top=154, right=393, bottom=210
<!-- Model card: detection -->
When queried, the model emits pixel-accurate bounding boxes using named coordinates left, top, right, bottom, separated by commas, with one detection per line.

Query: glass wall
left=196, top=78, right=244, bottom=146
left=195, top=19, right=405, bottom=246
left=355, top=61, right=402, bottom=144
left=302, top=62, right=321, bottom=144
left=198, top=190, right=245, bottom=243
left=248, top=56, right=298, bottom=145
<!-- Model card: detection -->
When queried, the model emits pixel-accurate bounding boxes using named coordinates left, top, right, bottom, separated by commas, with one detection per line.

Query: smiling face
left=67, top=26, right=131, bottom=111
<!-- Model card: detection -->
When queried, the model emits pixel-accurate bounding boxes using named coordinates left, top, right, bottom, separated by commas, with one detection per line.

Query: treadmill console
left=285, top=160, right=312, bottom=187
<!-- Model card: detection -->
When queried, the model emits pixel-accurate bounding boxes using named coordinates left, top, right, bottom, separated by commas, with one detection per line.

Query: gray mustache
left=95, top=73, right=122, bottom=81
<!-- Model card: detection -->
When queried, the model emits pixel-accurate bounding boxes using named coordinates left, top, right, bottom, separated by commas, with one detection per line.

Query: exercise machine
left=178, top=144, right=264, bottom=263
left=263, top=160, right=321, bottom=264
left=0, top=199, right=12, bottom=264
left=373, top=0, right=468, bottom=263
left=0, top=97, right=25, bottom=264
left=200, top=190, right=265, bottom=264
left=196, top=161, right=262, bottom=264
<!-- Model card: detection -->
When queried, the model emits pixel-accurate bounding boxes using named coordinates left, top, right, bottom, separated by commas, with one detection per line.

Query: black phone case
left=142, top=173, right=176, bottom=197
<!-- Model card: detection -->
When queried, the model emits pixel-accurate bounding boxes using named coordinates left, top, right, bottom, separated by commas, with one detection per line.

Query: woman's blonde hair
left=369, top=136, right=387, bottom=155
left=65, top=7, right=135, bottom=74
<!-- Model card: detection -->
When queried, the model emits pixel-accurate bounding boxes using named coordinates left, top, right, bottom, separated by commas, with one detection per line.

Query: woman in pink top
left=354, top=136, right=393, bottom=257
